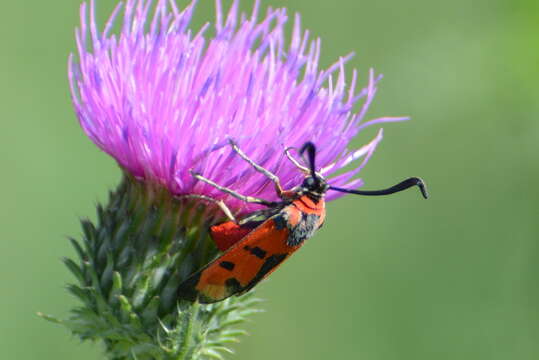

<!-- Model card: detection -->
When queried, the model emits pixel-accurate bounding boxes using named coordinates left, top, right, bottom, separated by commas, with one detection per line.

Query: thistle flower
left=48, top=0, right=409, bottom=359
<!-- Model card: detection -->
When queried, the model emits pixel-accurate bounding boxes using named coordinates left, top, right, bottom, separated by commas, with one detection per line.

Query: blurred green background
left=1, top=0, right=538, bottom=359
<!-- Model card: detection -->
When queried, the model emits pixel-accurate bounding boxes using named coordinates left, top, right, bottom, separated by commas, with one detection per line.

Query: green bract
left=43, top=174, right=261, bottom=360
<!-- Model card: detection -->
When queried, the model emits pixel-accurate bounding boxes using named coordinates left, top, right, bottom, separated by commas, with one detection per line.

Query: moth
left=177, top=141, right=427, bottom=303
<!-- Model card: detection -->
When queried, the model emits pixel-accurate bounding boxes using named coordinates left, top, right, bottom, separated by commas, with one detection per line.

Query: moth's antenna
left=330, top=177, right=428, bottom=199
left=299, top=142, right=317, bottom=178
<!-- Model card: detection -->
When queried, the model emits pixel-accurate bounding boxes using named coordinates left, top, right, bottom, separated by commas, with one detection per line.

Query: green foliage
left=41, top=174, right=261, bottom=360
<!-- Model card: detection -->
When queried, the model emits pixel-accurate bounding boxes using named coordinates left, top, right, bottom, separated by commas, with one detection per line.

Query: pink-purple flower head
left=69, top=0, right=408, bottom=212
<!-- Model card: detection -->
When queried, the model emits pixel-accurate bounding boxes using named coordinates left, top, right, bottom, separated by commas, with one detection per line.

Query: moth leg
left=176, top=194, right=237, bottom=222
left=284, top=146, right=310, bottom=173
left=191, top=171, right=278, bottom=207
left=229, top=139, right=284, bottom=195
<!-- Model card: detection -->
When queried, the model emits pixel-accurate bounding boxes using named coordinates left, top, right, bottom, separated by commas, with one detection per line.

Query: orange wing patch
left=178, top=212, right=302, bottom=303
left=210, top=221, right=254, bottom=251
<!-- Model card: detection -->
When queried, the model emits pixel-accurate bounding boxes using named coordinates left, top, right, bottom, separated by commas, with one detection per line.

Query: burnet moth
left=177, top=140, right=427, bottom=303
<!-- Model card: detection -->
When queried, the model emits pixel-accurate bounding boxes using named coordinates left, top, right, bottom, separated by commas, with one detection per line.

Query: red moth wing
left=178, top=211, right=303, bottom=303
left=210, top=221, right=254, bottom=251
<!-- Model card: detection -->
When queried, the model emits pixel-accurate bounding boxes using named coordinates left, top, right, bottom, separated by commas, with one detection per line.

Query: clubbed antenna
left=299, top=142, right=317, bottom=178
left=330, top=177, right=428, bottom=199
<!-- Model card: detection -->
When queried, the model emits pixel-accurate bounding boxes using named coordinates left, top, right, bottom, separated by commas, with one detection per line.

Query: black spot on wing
left=225, top=278, right=242, bottom=293
left=251, top=246, right=267, bottom=259
left=243, top=245, right=267, bottom=259
left=177, top=271, right=202, bottom=302
left=273, top=214, right=288, bottom=230
left=240, top=253, right=288, bottom=294
left=219, top=261, right=235, bottom=271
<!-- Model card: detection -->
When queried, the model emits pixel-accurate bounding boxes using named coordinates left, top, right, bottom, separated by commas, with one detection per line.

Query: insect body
left=177, top=141, right=427, bottom=303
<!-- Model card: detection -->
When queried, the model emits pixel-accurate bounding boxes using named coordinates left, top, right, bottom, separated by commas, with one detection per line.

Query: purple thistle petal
left=325, top=128, right=384, bottom=186
left=70, top=0, right=408, bottom=212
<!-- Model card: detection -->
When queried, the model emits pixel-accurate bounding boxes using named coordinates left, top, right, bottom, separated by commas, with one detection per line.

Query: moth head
left=301, top=174, right=329, bottom=195
left=299, top=142, right=329, bottom=198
